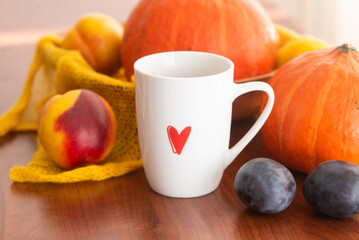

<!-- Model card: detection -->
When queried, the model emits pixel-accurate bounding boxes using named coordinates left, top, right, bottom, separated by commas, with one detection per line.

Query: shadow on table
left=236, top=195, right=359, bottom=239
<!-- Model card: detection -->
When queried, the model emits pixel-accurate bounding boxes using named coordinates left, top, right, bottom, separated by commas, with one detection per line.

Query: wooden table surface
left=2, top=120, right=359, bottom=240
left=2, top=1, right=359, bottom=240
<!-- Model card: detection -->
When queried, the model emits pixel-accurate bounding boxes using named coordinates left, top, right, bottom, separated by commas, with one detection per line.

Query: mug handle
left=224, top=81, right=275, bottom=168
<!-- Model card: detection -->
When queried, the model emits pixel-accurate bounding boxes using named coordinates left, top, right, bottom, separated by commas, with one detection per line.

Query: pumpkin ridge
left=349, top=53, right=359, bottom=74
left=216, top=0, right=227, bottom=55
left=168, top=0, right=180, bottom=50
left=340, top=70, right=352, bottom=162
left=309, top=61, right=343, bottom=169
left=321, top=47, right=356, bottom=165
left=277, top=62, right=322, bottom=168
left=195, top=0, right=208, bottom=48
left=231, top=0, right=255, bottom=76
left=169, top=0, right=189, bottom=50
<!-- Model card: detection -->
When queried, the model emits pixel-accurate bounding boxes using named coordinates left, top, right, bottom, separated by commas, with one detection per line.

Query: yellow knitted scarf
left=1, top=36, right=142, bottom=182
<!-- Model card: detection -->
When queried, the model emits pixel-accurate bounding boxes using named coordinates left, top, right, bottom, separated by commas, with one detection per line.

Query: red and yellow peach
left=38, top=89, right=117, bottom=169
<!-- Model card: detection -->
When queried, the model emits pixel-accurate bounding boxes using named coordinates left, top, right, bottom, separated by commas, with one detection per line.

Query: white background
left=270, top=0, right=359, bottom=47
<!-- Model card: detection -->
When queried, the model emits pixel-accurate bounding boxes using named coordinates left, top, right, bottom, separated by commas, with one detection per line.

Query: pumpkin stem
left=337, top=43, right=357, bottom=53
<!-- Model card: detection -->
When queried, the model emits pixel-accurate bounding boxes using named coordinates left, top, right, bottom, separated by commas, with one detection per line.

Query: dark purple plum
left=303, top=160, right=359, bottom=218
left=234, top=158, right=296, bottom=214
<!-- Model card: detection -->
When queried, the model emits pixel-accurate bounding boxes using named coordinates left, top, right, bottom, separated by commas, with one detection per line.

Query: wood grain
left=1, top=120, right=359, bottom=240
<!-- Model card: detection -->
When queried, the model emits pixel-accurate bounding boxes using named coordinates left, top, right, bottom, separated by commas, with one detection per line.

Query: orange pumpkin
left=121, top=0, right=278, bottom=80
left=261, top=44, right=359, bottom=173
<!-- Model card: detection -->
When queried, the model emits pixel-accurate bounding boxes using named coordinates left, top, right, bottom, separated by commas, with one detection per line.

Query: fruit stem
left=337, top=43, right=357, bottom=53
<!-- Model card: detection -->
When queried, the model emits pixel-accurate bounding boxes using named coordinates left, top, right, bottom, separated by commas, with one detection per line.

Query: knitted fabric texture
left=1, top=36, right=142, bottom=182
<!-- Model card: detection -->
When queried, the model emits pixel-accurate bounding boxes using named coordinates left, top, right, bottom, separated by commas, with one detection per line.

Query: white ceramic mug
left=134, top=51, right=274, bottom=198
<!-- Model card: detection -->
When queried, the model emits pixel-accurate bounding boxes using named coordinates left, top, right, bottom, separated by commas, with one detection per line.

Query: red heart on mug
left=167, top=126, right=191, bottom=155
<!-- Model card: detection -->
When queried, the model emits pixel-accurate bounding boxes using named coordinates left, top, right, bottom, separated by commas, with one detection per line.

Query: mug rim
left=134, top=51, right=234, bottom=80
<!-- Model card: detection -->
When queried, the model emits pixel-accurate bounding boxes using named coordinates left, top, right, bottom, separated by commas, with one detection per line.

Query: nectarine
left=38, top=89, right=117, bottom=169
left=62, top=13, right=124, bottom=75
